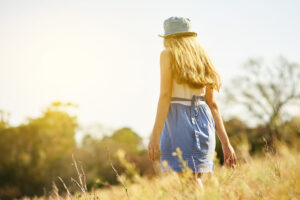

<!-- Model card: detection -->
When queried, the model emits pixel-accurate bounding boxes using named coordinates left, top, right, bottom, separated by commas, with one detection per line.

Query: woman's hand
left=222, top=143, right=237, bottom=169
left=148, top=134, right=161, bottom=162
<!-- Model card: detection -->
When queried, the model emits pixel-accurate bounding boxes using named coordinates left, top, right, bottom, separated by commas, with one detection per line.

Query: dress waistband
left=171, top=95, right=206, bottom=106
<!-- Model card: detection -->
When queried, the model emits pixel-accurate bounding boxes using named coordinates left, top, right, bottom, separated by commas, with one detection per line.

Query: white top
left=171, top=78, right=205, bottom=99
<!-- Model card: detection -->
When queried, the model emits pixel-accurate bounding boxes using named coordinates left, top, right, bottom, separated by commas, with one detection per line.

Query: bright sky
left=1, top=0, right=299, bottom=146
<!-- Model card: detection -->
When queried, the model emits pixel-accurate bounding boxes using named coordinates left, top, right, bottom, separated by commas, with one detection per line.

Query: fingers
left=154, top=148, right=158, bottom=161
left=232, top=153, right=237, bottom=167
left=224, top=153, right=237, bottom=169
left=148, top=146, right=154, bottom=161
left=230, top=151, right=237, bottom=168
left=148, top=147, right=151, bottom=161
left=232, top=153, right=236, bottom=164
left=148, top=146, right=160, bottom=162
left=154, top=147, right=161, bottom=161
left=150, top=148, right=154, bottom=161
left=229, top=157, right=234, bottom=168
left=229, top=154, right=237, bottom=168
left=225, top=157, right=233, bottom=168
left=224, top=154, right=230, bottom=166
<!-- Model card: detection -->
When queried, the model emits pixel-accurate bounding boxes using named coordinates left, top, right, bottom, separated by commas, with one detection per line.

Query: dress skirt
left=160, top=95, right=216, bottom=173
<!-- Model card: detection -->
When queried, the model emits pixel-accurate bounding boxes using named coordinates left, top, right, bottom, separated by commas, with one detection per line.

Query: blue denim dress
left=160, top=95, right=216, bottom=173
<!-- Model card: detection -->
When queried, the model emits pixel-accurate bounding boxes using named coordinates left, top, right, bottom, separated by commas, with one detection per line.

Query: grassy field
left=22, top=142, right=300, bottom=200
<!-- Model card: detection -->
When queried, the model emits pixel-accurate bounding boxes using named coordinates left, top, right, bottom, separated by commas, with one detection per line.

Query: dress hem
left=160, top=153, right=214, bottom=173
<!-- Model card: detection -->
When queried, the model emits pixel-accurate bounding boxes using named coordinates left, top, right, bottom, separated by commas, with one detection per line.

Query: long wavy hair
left=163, top=35, right=221, bottom=92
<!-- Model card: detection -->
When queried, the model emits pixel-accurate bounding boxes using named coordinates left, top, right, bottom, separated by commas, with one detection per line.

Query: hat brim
left=158, top=32, right=197, bottom=38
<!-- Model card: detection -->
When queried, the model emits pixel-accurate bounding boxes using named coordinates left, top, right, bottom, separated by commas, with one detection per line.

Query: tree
left=224, top=55, right=300, bottom=145
left=0, top=101, right=79, bottom=198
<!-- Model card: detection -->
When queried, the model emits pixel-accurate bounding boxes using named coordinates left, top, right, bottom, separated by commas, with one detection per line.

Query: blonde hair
left=163, top=35, right=221, bottom=92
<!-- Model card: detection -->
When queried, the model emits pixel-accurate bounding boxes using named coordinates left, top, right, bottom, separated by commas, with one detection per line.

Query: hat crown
left=163, top=16, right=192, bottom=35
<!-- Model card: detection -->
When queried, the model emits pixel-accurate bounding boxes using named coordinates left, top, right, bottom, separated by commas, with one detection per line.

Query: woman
left=148, top=16, right=237, bottom=187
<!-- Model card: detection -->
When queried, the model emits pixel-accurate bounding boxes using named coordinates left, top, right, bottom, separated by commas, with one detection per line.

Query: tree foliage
left=224, top=55, right=300, bottom=144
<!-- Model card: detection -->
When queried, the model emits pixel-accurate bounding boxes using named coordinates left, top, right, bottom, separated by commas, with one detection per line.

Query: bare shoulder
left=160, top=49, right=171, bottom=56
left=160, top=49, right=172, bottom=74
left=160, top=49, right=172, bottom=64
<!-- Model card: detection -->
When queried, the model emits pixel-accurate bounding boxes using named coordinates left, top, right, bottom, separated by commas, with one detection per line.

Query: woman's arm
left=205, top=85, right=237, bottom=168
left=148, top=49, right=173, bottom=162
left=151, top=50, right=173, bottom=138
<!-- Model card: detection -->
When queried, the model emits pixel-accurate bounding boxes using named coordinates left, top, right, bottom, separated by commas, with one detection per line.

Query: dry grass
left=22, top=141, right=300, bottom=200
